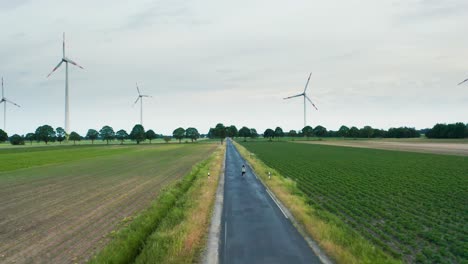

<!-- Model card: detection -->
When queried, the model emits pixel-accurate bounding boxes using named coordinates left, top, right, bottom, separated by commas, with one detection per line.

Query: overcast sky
left=1, top=0, right=467, bottom=135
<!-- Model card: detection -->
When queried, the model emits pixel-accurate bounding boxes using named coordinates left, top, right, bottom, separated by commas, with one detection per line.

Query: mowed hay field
left=239, top=141, right=467, bottom=263
left=0, top=143, right=217, bottom=263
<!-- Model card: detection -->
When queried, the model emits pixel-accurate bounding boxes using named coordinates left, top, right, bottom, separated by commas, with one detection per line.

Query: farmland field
left=238, top=141, right=468, bottom=263
left=0, top=143, right=217, bottom=263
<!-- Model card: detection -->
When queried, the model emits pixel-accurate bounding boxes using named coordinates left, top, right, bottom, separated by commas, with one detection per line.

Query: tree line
left=425, top=123, right=468, bottom=139
left=0, top=124, right=201, bottom=145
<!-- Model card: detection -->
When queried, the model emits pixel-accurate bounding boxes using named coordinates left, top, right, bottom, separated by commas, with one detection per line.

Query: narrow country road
left=220, top=139, right=321, bottom=264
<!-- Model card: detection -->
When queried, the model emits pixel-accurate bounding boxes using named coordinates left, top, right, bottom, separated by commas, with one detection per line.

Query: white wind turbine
left=133, top=83, right=151, bottom=126
left=46, top=33, right=84, bottom=135
left=283, top=72, right=318, bottom=127
left=0, top=78, right=21, bottom=131
left=458, top=78, right=468, bottom=86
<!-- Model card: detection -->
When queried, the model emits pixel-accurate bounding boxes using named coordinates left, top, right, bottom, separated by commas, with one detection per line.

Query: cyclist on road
left=241, top=165, right=246, bottom=177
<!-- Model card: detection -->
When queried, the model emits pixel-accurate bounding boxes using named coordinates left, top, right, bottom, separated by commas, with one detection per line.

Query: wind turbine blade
left=47, top=60, right=64, bottom=77
left=64, top=58, right=84, bottom=69
left=458, top=78, right=468, bottom=85
left=305, top=95, right=318, bottom=110
left=283, top=93, right=304, bottom=100
left=303, top=72, right=312, bottom=93
left=142, top=95, right=152, bottom=97
left=134, top=96, right=140, bottom=105
left=136, top=83, right=141, bottom=95
left=5, top=98, right=20, bottom=107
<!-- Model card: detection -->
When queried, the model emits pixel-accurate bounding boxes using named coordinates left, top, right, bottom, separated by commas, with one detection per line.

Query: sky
left=0, top=0, right=467, bottom=135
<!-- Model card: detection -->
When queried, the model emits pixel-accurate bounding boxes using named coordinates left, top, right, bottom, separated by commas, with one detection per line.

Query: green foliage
left=35, top=125, right=55, bottom=144
left=238, top=126, right=251, bottom=141
left=348, top=126, right=359, bottom=138
left=250, top=128, right=259, bottom=139
left=301, top=126, right=314, bottom=138
left=274, top=127, right=284, bottom=139
left=172, top=127, right=185, bottom=143
left=288, top=130, right=297, bottom=137
left=9, top=134, right=24, bottom=145
left=213, top=123, right=226, bottom=144
left=426, top=122, right=467, bottom=139
left=240, top=142, right=467, bottom=263
left=313, top=125, right=327, bottom=137
left=69, top=131, right=81, bottom=145
left=263, top=128, right=274, bottom=141
left=56, top=127, right=66, bottom=143
left=185, top=127, right=199, bottom=142
left=0, top=129, right=8, bottom=142
left=130, top=124, right=146, bottom=144
left=163, top=136, right=171, bottom=143
left=25, top=133, right=35, bottom=144
left=86, top=129, right=99, bottom=144
left=115, top=129, right=128, bottom=144
left=145, top=129, right=157, bottom=143
left=226, top=125, right=238, bottom=138
left=338, top=125, right=349, bottom=137
left=100, top=125, right=115, bottom=145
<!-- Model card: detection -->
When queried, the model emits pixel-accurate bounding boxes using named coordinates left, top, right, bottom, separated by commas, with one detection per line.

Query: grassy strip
left=88, top=145, right=224, bottom=264
left=134, top=145, right=225, bottom=263
left=233, top=141, right=400, bottom=264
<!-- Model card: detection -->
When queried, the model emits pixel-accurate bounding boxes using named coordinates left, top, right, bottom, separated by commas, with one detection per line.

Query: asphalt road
left=220, top=140, right=321, bottom=264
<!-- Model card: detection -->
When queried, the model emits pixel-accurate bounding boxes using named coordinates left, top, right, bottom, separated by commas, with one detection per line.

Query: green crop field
left=0, top=143, right=217, bottom=263
left=238, top=141, right=468, bottom=263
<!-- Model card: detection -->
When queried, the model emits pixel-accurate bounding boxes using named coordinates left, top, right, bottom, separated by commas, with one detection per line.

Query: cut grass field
left=0, top=143, right=217, bottom=263
left=236, top=141, right=467, bottom=264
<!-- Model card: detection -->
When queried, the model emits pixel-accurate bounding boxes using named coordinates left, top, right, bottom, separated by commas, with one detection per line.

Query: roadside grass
left=233, top=141, right=400, bottom=264
left=89, top=145, right=224, bottom=264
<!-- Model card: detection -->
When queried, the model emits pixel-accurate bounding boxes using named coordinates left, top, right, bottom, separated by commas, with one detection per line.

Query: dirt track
left=298, top=140, right=468, bottom=156
left=0, top=145, right=215, bottom=264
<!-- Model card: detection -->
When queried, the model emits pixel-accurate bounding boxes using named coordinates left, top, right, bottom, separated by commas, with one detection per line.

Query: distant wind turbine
left=0, top=78, right=21, bottom=131
left=46, top=33, right=84, bottom=135
left=458, top=78, right=468, bottom=86
left=133, top=83, right=152, bottom=126
left=283, top=73, right=318, bottom=127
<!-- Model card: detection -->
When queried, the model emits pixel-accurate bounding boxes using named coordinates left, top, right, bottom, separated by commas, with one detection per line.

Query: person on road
left=241, top=164, right=246, bottom=177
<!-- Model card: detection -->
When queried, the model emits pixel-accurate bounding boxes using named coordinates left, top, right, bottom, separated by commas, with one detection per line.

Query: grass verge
left=88, top=144, right=224, bottom=264
left=233, top=141, right=400, bottom=264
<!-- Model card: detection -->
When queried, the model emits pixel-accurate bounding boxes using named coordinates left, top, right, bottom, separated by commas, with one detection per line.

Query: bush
left=10, top=134, right=25, bottom=145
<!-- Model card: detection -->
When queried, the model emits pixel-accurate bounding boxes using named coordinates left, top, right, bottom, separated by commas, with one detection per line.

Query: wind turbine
left=0, top=78, right=21, bottom=131
left=458, top=78, right=468, bottom=86
left=283, top=72, right=318, bottom=127
left=46, top=33, right=84, bottom=135
left=133, top=83, right=151, bottom=126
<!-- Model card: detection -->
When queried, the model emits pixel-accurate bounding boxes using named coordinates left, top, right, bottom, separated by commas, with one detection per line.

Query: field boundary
left=202, top=145, right=226, bottom=264
left=233, top=141, right=333, bottom=264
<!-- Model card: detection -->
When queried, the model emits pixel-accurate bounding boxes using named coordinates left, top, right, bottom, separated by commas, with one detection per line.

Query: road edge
left=202, top=144, right=226, bottom=264
left=233, top=142, right=334, bottom=264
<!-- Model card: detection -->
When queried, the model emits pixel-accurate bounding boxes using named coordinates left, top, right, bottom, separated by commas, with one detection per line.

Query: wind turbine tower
left=283, top=73, right=318, bottom=127
left=47, top=33, right=84, bottom=135
left=0, top=78, right=21, bottom=131
left=133, top=83, right=152, bottom=126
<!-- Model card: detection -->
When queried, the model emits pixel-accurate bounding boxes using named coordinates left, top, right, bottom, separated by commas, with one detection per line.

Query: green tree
left=274, top=127, right=284, bottom=140
left=263, top=128, right=275, bottom=141
left=25, top=133, right=35, bottom=145
left=207, top=128, right=215, bottom=139
left=250, top=128, right=259, bottom=139
left=173, top=127, right=185, bottom=143
left=115, top=129, right=128, bottom=144
left=348, top=126, right=359, bottom=138
left=360, top=126, right=374, bottom=138
left=69, top=131, right=81, bottom=145
left=130, top=124, right=146, bottom=144
left=0, top=129, right=8, bottom=142
left=288, top=130, right=297, bottom=138
left=226, top=125, right=238, bottom=138
left=214, top=123, right=226, bottom=144
left=86, top=129, right=99, bottom=144
left=302, top=126, right=314, bottom=139
left=145, top=129, right=157, bottom=143
left=185, top=127, right=200, bottom=142
left=313, top=125, right=327, bottom=137
left=238, top=126, right=251, bottom=142
left=35, top=125, right=55, bottom=144
left=9, top=134, right=24, bottom=145
left=56, top=127, right=66, bottom=144
left=163, top=136, right=172, bottom=143
left=99, top=125, right=115, bottom=145
left=338, top=125, right=349, bottom=138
